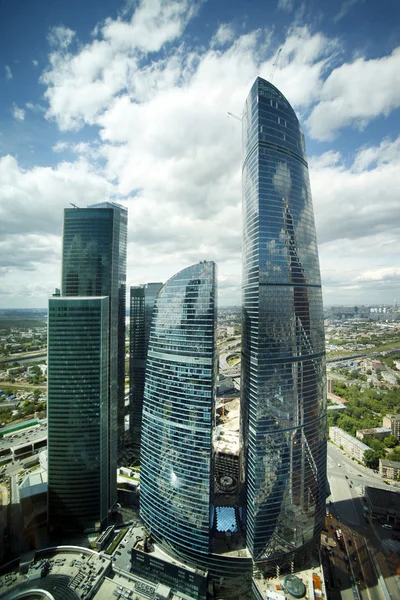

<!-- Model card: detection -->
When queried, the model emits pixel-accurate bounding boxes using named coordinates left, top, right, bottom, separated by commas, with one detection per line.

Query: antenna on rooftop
left=269, top=47, right=282, bottom=82
left=69, top=203, right=79, bottom=209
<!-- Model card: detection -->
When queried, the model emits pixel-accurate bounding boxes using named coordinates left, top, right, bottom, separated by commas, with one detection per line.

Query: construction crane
left=269, top=47, right=282, bottom=82
left=227, top=111, right=242, bottom=122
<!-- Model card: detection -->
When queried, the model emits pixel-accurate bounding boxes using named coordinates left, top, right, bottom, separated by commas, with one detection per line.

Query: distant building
left=47, top=297, right=109, bottom=532
left=327, top=393, right=348, bottom=405
left=379, top=459, right=400, bottom=481
left=329, top=427, right=369, bottom=462
left=327, top=378, right=334, bottom=394
left=356, top=427, right=392, bottom=441
left=129, top=282, right=163, bottom=450
left=383, top=414, right=400, bottom=438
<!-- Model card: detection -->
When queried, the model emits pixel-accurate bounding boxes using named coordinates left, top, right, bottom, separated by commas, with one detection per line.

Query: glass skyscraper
left=48, top=297, right=109, bottom=532
left=241, top=77, right=327, bottom=561
left=62, top=202, right=127, bottom=509
left=140, top=262, right=217, bottom=555
left=129, top=282, right=163, bottom=449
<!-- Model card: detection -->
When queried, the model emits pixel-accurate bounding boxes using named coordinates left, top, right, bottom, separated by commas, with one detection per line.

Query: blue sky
left=1, top=0, right=400, bottom=307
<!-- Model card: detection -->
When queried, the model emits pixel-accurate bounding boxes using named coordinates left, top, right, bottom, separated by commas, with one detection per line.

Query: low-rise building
left=379, top=459, right=400, bottom=481
left=327, top=393, right=348, bottom=406
left=329, top=426, right=369, bottom=462
left=356, top=427, right=392, bottom=441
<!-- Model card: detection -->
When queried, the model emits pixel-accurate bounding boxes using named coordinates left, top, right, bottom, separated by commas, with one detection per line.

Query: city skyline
left=1, top=0, right=400, bottom=308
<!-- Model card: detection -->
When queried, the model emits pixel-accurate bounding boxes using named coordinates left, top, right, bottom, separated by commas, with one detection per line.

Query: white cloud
left=277, top=0, right=294, bottom=13
left=5, top=65, right=12, bottom=80
left=211, top=24, right=235, bottom=48
left=48, top=25, right=76, bottom=50
left=52, top=141, right=69, bottom=153
left=311, top=137, right=400, bottom=303
left=333, top=0, right=365, bottom=23
left=32, top=59, right=39, bottom=67
left=307, top=47, right=400, bottom=140
left=12, top=104, right=25, bottom=121
left=0, top=155, right=114, bottom=239
left=41, top=0, right=202, bottom=130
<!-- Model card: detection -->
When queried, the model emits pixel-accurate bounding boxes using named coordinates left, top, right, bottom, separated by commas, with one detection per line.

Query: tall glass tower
left=140, top=262, right=217, bottom=555
left=62, top=202, right=127, bottom=509
left=241, top=78, right=327, bottom=561
left=48, top=296, right=109, bottom=532
left=129, top=282, right=163, bottom=449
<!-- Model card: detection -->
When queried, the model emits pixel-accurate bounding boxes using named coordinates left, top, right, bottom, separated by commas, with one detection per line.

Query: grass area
left=104, top=527, right=128, bottom=555
left=226, top=353, right=240, bottom=366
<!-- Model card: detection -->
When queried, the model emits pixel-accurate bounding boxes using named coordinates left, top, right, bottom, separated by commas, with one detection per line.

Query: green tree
left=364, top=449, right=381, bottom=470
left=383, top=435, right=399, bottom=449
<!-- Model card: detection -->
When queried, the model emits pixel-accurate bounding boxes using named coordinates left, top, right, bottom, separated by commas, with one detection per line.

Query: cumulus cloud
left=0, top=155, right=114, bottom=238
left=311, top=137, right=400, bottom=303
left=32, top=59, right=39, bottom=67
left=3, top=2, right=400, bottom=306
left=307, top=47, right=400, bottom=140
left=12, top=104, right=25, bottom=121
left=5, top=65, right=12, bottom=80
left=311, top=136, right=400, bottom=244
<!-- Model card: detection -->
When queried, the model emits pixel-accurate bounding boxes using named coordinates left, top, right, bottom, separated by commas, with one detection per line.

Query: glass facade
left=62, top=202, right=127, bottom=509
left=241, top=78, right=327, bottom=561
left=129, top=282, right=163, bottom=449
left=140, top=262, right=217, bottom=554
left=47, top=297, right=109, bottom=532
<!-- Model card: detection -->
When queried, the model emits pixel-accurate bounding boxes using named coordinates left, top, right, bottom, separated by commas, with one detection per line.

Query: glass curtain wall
left=129, top=282, right=163, bottom=450
left=62, top=202, right=127, bottom=509
left=47, top=297, right=109, bottom=532
left=241, top=77, right=327, bottom=561
left=140, top=262, right=217, bottom=554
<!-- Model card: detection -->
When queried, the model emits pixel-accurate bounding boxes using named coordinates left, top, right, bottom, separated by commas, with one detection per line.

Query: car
left=358, top=474, right=362, bottom=477
left=338, top=463, right=341, bottom=467
left=345, top=475, right=348, bottom=479
left=382, top=524, right=393, bottom=529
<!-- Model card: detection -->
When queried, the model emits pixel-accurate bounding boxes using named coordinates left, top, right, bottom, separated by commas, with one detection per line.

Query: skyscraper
left=129, top=282, right=163, bottom=449
left=140, top=262, right=217, bottom=555
left=241, top=77, right=327, bottom=561
left=48, top=296, right=109, bottom=532
left=62, top=202, right=127, bottom=508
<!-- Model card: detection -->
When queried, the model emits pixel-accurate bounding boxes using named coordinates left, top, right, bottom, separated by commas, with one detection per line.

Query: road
left=0, top=380, right=46, bottom=390
left=327, top=442, right=398, bottom=599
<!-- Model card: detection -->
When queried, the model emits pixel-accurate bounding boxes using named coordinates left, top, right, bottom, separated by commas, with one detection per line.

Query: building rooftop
left=357, top=427, right=391, bottom=435
left=380, top=459, right=400, bottom=468
left=366, top=486, right=400, bottom=512
left=330, top=427, right=370, bottom=452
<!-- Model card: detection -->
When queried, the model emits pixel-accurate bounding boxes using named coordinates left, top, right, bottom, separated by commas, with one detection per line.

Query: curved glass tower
left=140, top=262, right=217, bottom=554
left=241, top=78, right=327, bottom=561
